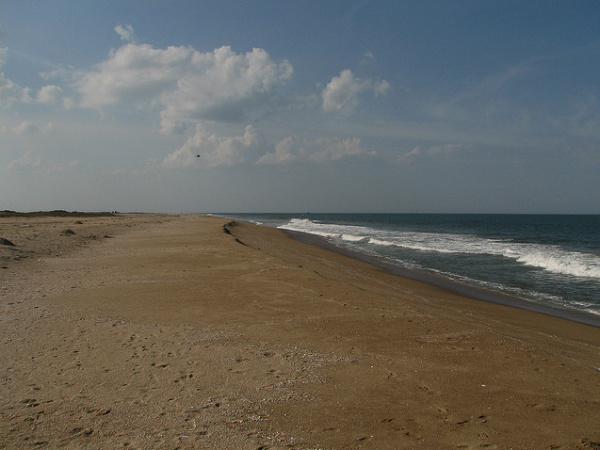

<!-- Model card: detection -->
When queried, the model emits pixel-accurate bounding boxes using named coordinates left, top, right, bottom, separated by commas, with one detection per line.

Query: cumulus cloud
left=76, top=29, right=293, bottom=132
left=37, top=85, right=63, bottom=105
left=0, top=47, right=32, bottom=106
left=322, top=69, right=389, bottom=114
left=256, top=136, right=298, bottom=164
left=374, top=79, right=391, bottom=97
left=115, top=24, right=135, bottom=43
left=163, top=123, right=374, bottom=168
left=160, top=46, right=293, bottom=131
left=76, top=43, right=191, bottom=108
left=257, top=136, right=375, bottom=164
left=163, top=124, right=265, bottom=168
left=0, top=72, right=29, bottom=105
left=322, top=70, right=369, bottom=114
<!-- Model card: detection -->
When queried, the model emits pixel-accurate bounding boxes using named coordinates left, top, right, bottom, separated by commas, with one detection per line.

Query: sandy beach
left=1, top=213, right=599, bottom=450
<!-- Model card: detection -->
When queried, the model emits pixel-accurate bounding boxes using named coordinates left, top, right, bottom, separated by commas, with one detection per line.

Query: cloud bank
left=163, top=124, right=264, bottom=168
left=163, top=127, right=376, bottom=168
left=257, top=136, right=374, bottom=164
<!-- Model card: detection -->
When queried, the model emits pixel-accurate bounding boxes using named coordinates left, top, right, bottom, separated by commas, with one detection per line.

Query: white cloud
left=37, top=85, right=63, bottom=105
left=62, top=97, right=75, bottom=110
left=256, top=136, right=298, bottom=164
left=76, top=36, right=293, bottom=131
left=0, top=73, right=30, bottom=105
left=403, top=146, right=422, bottom=159
left=322, top=69, right=389, bottom=114
left=159, top=46, right=293, bottom=130
left=115, top=24, right=135, bottom=43
left=8, top=120, right=54, bottom=135
left=322, top=69, right=370, bottom=114
left=0, top=47, right=32, bottom=106
left=76, top=43, right=191, bottom=108
left=163, top=124, right=374, bottom=168
left=163, top=124, right=264, bottom=168
left=361, top=52, right=375, bottom=65
left=7, top=151, right=41, bottom=170
left=40, top=64, right=82, bottom=83
left=257, top=136, right=375, bottom=164
left=398, top=143, right=467, bottom=163
left=13, top=121, right=39, bottom=135
left=374, top=80, right=391, bottom=97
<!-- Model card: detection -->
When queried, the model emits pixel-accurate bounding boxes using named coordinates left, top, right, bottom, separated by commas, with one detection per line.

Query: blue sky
left=1, top=1, right=599, bottom=213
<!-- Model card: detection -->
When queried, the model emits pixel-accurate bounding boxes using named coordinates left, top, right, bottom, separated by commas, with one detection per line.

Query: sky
left=1, top=1, right=599, bottom=214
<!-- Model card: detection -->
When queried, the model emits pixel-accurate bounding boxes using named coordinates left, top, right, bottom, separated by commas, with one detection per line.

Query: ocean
left=223, top=213, right=600, bottom=327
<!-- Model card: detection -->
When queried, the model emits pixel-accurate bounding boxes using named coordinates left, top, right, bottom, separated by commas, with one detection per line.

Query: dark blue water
left=222, top=213, right=600, bottom=324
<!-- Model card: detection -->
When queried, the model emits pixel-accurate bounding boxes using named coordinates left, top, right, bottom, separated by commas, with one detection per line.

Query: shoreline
left=2, top=214, right=599, bottom=449
left=283, top=228, right=600, bottom=328
left=227, top=217, right=600, bottom=346
left=224, top=214, right=600, bottom=328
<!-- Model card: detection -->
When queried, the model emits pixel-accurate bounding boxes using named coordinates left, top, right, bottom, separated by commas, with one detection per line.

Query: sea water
left=223, top=213, right=600, bottom=326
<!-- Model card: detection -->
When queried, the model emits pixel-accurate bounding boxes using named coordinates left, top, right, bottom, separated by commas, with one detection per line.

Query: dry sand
left=1, top=213, right=599, bottom=450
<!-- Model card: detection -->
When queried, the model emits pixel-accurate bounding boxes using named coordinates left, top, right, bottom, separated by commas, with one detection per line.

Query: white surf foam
left=279, top=218, right=600, bottom=280
left=514, top=247, right=600, bottom=279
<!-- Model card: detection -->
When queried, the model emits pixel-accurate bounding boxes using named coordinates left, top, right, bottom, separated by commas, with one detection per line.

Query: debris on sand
left=0, top=238, right=16, bottom=246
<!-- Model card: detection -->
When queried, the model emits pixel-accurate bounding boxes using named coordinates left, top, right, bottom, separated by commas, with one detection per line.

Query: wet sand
left=1, top=214, right=599, bottom=449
